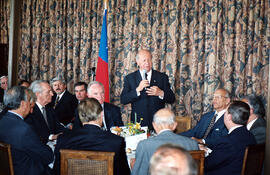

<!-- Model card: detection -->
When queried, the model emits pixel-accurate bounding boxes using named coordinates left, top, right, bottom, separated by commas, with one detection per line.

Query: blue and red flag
left=96, top=8, right=109, bottom=102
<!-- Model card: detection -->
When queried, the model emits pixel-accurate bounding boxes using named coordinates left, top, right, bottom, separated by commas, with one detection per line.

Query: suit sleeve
left=161, top=74, right=175, bottom=104
left=113, top=106, right=124, bottom=126
left=250, top=126, right=266, bottom=144
left=22, top=126, right=54, bottom=165
left=118, top=139, right=131, bottom=175
left=131, top=141, right=150, bottom=175
left=120, top=75, right=140, bottom=105
left=204, top=141, right=234, bottom=171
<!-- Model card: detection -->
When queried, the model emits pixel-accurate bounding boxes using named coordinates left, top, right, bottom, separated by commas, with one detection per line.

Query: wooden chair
left=174, top=116, right=192, bottom=133
left=0, top=142, right=14, bottom=175
left=189, top=150, right=205, bottom=175
left=241, top=144, right=265, bottom=175
left=60, top=149, right=115, bottom=175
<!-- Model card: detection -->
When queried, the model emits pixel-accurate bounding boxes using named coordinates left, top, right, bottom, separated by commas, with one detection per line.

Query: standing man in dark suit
left=0, top=86, right=53, bottom=175
left=180, top=88, right=230, bottom=147
left=25, top=80, right=66, bottom=144
left=50, top=76, right=78, bottom=126
left=120, top=49, right=175, bottom=129
left=54, top=98, right=130, bottom=175
left=132, top=108, right=198, bottom=175
left=73, top=81, right=124, bottom=130
left=242, top=94, right=266, bottom=144
left=201, top=101, right=256, bottom=175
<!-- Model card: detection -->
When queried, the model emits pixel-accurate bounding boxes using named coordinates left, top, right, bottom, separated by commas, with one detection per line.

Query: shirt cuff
left=136, top=91, right=140, bottom=96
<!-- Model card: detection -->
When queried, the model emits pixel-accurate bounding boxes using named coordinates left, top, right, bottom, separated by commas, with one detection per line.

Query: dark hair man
left=50, top=76, right=78, bottom=126
left=0, top=86, right=53, bottom=175
left=54, top=98, right=130, bottom=175
left=242, top=94, right=266, bottom=144
left=202, top=101, right=256, bottom=175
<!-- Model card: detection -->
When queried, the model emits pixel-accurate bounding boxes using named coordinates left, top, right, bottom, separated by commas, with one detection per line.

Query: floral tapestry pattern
left=15, top=0, right=270, bottom=125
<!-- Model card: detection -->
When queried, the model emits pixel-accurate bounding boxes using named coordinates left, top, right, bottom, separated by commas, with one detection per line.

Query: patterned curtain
left=0, top=0, right=9, bottom=43
left=17, top=0, right=269, bottom=125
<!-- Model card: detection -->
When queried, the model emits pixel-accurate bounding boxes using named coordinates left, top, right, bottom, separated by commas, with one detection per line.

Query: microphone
left=142, top=70, right=147, bottom=80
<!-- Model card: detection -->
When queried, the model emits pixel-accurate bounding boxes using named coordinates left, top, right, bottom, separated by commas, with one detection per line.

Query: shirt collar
left=36, top=102, right=44, bottom=112
left=8, top=111, right=24, bottom=120
left=57, top=90, right=66, bottom=100
left=247, top=118, right=258, bottom=130
left=158, top=129, right=172, bottom=134
left=139, top=69, right=152, bottom=81
left=228, top=125, right=243, bottom=134
left=215, top=109, right=226, bottom=122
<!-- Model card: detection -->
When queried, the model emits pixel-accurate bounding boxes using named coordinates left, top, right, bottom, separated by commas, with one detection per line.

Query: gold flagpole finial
left=104, top=0, right=108, bottom=9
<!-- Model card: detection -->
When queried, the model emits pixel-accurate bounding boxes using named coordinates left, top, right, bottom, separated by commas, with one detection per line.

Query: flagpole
left=104, top=0, right=108, bottom=10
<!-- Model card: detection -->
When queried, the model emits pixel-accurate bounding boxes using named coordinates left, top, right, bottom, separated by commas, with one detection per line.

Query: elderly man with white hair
left=132, top=108, right=198, bottom=175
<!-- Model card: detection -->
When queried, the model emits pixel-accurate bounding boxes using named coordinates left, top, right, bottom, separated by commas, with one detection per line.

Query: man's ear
left=172, top=122, right=177, bottom=131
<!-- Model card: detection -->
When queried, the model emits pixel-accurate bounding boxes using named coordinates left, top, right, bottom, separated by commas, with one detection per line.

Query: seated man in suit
left=53, top=98, right=130, bottom=175
left=120, top=49, right=175, bottom=129
left=201, top=101, right=256, bottom=175
left=149, top=144, right=197, bottom=175
left=73, top=81, right=123, bottom=130
left=242, top=94, right=266, bottom=144
left=0, top=86, right=53, bottom=175
left=50, top=76, right=78, bottom=126
left=25, top=80, right=66, bottom=144
left=132, top=108, right=198, bottom=175
left=180, top=88, right=230, bottom=147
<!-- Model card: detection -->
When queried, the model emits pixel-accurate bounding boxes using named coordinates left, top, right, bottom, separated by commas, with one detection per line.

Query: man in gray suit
left=242, top=94, right=266, bottom=144
left=131, top=108, right=199, bottom=175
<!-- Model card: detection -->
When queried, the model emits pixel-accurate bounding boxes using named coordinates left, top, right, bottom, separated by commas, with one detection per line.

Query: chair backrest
left=60, top=149, right=115, bottom=175
left=189, top=150, right=205, bottom=175
left=241, top=144, right=265, bottom=175
left=175, top=116, right=192, bottom=133
left=0, top=142, right=14, bottom=175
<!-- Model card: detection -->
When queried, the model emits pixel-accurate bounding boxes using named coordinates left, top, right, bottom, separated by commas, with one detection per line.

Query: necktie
left=145, top=73, right=148, bottom=81
left=41, top=107, right=49, bottom=126
left=54, top=96, right=60, bottom=109
left=203, top=113, right=217, bottom=139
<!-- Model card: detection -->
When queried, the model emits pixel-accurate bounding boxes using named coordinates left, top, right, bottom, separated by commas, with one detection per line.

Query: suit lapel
left=135, top=70, right=142, bottom=86
left=34, top=105, right=50, bottom=130
left=150, top=69, right=157, bottom=86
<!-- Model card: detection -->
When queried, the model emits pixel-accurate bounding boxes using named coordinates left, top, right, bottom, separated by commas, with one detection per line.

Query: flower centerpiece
left=111, top=113, right=148, bottom=151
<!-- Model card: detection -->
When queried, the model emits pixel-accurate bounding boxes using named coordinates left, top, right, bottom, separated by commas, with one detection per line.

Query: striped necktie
left=54, top=96, right=60, bottom=109
left=41, top=107, right=49, bottom=127
left=203, top=113, right=218, bottom=139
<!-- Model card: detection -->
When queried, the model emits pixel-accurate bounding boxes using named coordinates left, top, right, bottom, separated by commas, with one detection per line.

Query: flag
left=96, top=8, right=109, bottom=102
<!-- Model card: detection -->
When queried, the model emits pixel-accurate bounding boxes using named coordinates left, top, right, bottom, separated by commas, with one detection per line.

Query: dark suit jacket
left=250, top=117, right=266, bottom=144
left=205, top=126, right=256, bottom=175
left=132, top=130, right=199, bottom=175
left=25, top=104, right=66, bottom=144
left=50, top=91, right=78, bottom=125
left=73, top=102, right=124, bottom=130
left=53, top=124, right=130, bottom=175
left=120, top=70, right=175, bottom=128
left=0, top=112, right=54, bottom=175
left=180, top=111, right=228, bottom=147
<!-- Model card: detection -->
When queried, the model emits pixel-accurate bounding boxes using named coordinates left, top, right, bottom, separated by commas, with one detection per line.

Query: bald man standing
left=120, top=50, right=175, bottom=129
